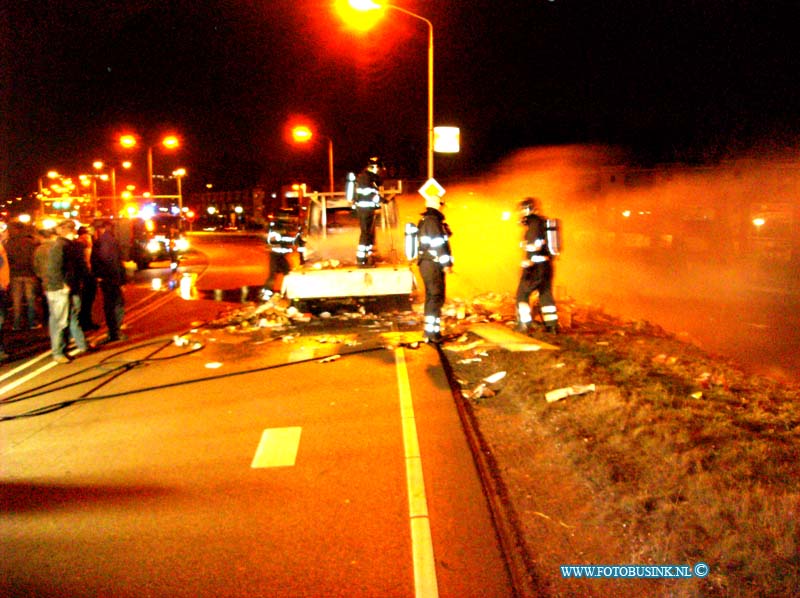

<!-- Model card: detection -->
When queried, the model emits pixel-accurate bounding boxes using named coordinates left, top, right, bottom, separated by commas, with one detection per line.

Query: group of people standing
left=0, top=219, right=126, bottom=364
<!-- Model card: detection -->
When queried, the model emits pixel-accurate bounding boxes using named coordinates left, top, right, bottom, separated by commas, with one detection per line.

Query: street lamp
left=291, top=124, right=335, bottom=196
left=172, top=168, right=187, bottom=213
left=93, top=159, right=132, bottom=217
left=37, top=170, right=60, bottom=216
left=119, top=133, right=180, bottom=195
left=344, top=0, right=434, bottom=179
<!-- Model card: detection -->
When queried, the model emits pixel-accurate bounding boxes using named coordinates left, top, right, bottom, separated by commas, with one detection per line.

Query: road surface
left=1, top=234, right=515, bottom=597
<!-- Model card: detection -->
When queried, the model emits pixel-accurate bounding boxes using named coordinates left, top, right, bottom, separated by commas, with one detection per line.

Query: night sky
left=3, top=0, right=800, bottom=200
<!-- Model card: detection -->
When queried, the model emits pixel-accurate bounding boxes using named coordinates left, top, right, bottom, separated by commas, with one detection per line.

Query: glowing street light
left=37, top=170, right=61, bottom=215
left=291, top=125, right=313, bottom=144
left=92, top=159, right=132, bottom=217
left=291, top=124, right=335, bottom=196
left=119, top=133, right=181, bottom=195
left=342, top=0, right=435, bottom=179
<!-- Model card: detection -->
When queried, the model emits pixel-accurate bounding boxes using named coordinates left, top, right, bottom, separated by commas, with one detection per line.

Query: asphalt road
left=0, top=235, right=515, bottom=598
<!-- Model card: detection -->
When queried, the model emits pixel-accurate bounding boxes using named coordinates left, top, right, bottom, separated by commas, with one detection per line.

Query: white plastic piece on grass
left=483, top=371, right=507, bottom=384
left=545, top=383, right=596, bottom=403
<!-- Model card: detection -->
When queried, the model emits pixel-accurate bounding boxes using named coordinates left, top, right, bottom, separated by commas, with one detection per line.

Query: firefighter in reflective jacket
left=261, top=212, right=305, bottom=300
left=516, top=197, right=559, bottom=334
left=417, top=194, right=453, bottom=343
left=353, top=157, right=383, bottom=266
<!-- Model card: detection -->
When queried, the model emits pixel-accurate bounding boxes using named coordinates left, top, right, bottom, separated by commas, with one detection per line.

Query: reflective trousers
left=356, top=208, right=377, bottom=264
left=419, top=259, right=446, bottom=338
left=516, top=260, right=558, bottom=327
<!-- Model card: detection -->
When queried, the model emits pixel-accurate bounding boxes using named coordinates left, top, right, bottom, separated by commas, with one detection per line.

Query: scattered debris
left=458, top=357, right=482, bottom=364
left=545, top=383, right=596, bottom=403
left=483, top=371, right=507, bottom=384
left=471, top=322, right=557, bottom=352
left=653, top=353, right=679, bottom=365
left=531, top=511, right=576, bottom=529
left=467, top=383, right=496, bottom=400
left=445, top=340, right=485, bottom=353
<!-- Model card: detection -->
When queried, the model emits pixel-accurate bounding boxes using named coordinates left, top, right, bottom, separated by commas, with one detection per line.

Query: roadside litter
left=483, top=371, right=507, bottom=384
left=545, top=383, right=596, bottom=403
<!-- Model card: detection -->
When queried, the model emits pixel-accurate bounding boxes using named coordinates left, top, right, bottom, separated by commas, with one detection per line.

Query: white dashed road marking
left=251, top=427, right=302, bottom=468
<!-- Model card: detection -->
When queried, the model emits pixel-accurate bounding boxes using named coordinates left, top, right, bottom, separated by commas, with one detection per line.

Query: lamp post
left=172, top=168, right=186, bottom=213
left=38, top=170, right=60, bottom=216
left=291, top=124, right=335, bottom=196
left=345, top=0, right=434, bottom=180
left=148, top=136, right=180, bottom=195
left=92, top=160, right=132, bottom=217
left=120, top=134, right=180, bottom=196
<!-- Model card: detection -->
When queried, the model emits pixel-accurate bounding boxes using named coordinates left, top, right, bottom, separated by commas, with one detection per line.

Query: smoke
left=395, top=144, right=800, bottom=381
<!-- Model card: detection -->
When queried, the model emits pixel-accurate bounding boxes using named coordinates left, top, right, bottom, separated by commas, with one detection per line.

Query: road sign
left=434, top=126, right=460, bottom=153
left=418, top=178, right=446, bottom=202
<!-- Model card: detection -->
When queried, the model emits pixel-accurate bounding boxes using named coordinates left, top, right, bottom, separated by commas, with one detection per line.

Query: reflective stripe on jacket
left=417, top=208, right=453, bottom=266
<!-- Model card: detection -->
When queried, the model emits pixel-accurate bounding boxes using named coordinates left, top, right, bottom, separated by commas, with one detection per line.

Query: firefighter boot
left=515, top=321, right=531, bottom=335
left=424, top=332, right=442, bottom=345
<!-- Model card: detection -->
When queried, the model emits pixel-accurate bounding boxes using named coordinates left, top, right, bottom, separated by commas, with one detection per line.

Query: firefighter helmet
left=366, top=156, right=382, bottom=174
left=424, top=195, right=443, bottom=210
left=519, top=197, right=540, bottom=217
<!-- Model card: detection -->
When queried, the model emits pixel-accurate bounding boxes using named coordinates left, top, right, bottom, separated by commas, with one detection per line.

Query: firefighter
left=261, top=210, right=305, bottom=300
left=353, top=157, right=383, bottom=267
left=516, top=197, right=559, bottom=334
left=417, top=193, right=453, bottom=344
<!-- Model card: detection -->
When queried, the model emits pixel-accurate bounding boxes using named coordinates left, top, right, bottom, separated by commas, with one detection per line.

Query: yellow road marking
left=251, top=427, right=302, bottom=468
left=395, top=348, right=439, bottom=598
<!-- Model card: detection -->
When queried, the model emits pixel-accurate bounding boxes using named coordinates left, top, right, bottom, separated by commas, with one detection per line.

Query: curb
left=434, top=343, right=543, bottom=598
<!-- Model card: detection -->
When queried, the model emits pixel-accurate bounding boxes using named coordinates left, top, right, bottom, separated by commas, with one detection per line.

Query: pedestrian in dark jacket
left=91, top=220, right=127, bottom=343
left=45, top=220, right=90, bottom=363
left=0, top=223, right=10, bottom=361
left=5, top=223, right=40, bottom=330
left=33, top=228, right=55, bottom=324
left=76, top=226, right=100, bottom=331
